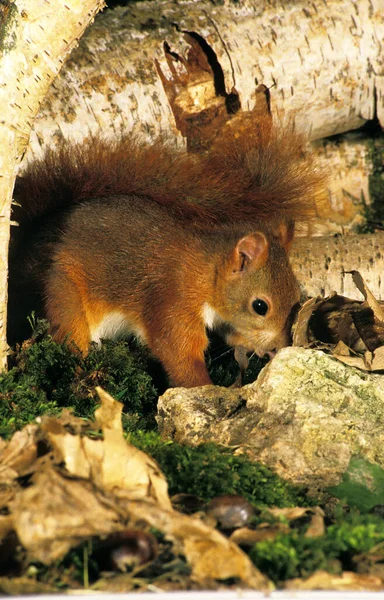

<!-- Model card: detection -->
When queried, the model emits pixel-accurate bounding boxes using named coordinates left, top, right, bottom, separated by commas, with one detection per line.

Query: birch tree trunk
left=27, top=0, right=384, bottom=155
left=0, top=0, right=104, bottom=369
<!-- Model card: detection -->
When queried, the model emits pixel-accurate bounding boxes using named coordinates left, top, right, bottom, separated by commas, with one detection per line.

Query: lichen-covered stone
left=157, top=347, right=384, bottom=489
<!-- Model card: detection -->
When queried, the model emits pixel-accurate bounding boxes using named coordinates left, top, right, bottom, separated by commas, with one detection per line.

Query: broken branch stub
left=155, top=31, right=271, bottom=152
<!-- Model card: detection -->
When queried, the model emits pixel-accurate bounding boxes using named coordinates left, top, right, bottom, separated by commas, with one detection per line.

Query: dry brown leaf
left=0, top=424, right=38, bottom=483
left=305, top=507, right=325, bottom=538
left=333, top=340, right=352, bottom=356
left=349, top=271, right=384, bottom=323
left=230, top=525, right=289, bottom=546
left=334, top=346, right=384, bottom=372
left=0, top=577, right=56, bottom=595
left=11, top=466, right=122, bottom=563
left=48, top=432, right=91, bottom=479
left=371, top=345, right=384, bottom=371
left=93, top=387, right=171, bottom=509
left=47, top=387, right=171, bottom=509
left=286, top=569, right=383, bottom=591
left=293, top=297, right=324, bottom=347
left=268, top=506, right=311, bottom=520
left=333, top=354, right=369, bottom=370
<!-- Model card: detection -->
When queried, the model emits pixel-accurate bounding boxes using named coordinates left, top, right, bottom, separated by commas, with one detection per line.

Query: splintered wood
left=155, top=31, right=271, bottom=152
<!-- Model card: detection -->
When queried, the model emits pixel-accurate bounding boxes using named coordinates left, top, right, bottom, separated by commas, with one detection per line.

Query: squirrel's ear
left=232, top=232, right=269, bottom=272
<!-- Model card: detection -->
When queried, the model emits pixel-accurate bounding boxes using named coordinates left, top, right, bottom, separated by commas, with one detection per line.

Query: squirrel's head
left=210, top=225, right=300, bottom=359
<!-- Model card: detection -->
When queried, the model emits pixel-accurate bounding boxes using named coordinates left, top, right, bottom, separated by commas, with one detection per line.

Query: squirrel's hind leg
left=44, top=253, right=92, bottom=353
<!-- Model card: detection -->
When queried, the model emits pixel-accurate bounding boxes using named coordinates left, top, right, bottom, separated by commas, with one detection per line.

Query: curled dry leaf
left=230, top=524, right=289, bottom=546
left=47, top=387, right=171, bottom=509
left=285, top=569, right=383, bottom=592
left=304, top=507, right=325, bottom=539
left=292, top=271, right=384, bottom=373
left=348, top=270, right=384, bottom=323
left=0, top=425, right=38, bottom=484
left=11, top=466, right=122, bottom=563
left=293, top=297, right=324, bottom=347
left=268, top=506, right=315, bottom=520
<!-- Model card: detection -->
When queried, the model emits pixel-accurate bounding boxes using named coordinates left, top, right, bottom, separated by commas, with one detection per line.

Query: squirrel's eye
left=252, top=298, right=269, bottom=316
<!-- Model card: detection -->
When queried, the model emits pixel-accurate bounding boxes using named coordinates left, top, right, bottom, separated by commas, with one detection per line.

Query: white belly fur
left=90, top=311, right=146, bottom=344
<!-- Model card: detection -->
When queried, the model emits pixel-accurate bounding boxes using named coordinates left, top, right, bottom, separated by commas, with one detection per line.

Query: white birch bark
left=26, top=0, right=384, bottom=158
left=292, top=232, right=384, bottom=301
left=0, top=0, right=104, bottom=369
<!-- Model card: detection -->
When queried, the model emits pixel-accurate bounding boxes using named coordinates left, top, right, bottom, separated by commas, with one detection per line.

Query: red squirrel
left=8, top=122, right=324, bottom=387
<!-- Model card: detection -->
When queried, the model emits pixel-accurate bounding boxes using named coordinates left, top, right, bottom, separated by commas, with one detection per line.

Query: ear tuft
left=274, top=221, right=295, bottom=252
left=234, top=232, right=269, bottom=271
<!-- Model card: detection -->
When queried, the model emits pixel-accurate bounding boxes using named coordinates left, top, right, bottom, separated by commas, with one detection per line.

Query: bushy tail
left=14, top=121, right=326, bottom=227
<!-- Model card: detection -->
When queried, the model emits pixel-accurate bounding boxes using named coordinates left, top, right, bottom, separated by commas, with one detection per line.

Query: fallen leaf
left=371, top=345, right=384, bottom=371
left=11, top=466, right=122, bottom=563
left=348, top=271, right=384, bottom=323
left=48, top=432, right=91, bottom=479
left=268, top=506, right=311, bottom=520
left=230, top=524, right=289, bottom=546
left=305, top=507, right=325, bottom=538
left=293, top=297, right=324, bottom=347
left=333, top=340, right=352, bottom=356
left=0, top=577, right=56, bottom=595
left=93, top=387, right=171, bottom=509
left=286, top=569, right=383, bottom=591
left=0, top=425, right=38, bottom=483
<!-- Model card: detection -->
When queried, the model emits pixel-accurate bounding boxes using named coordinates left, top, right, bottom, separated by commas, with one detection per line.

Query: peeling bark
left=0, top=0, right=104, bottom=368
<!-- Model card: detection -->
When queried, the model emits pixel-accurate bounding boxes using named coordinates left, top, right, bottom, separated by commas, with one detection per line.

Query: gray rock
left=157, top=347, right=384, bottom=489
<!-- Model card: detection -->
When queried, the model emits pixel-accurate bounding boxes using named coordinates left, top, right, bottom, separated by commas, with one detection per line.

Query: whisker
left=209, top=346, right=235, bottom=363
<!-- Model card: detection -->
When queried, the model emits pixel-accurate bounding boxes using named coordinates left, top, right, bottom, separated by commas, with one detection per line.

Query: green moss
left=250, top=511, right=384, bottom=584
left=2, top=319, right=158, bottom=438
left=131, top=431, right=308, bottom=507
left=357, top=131, right=384, bottom=233
left=0, top=2, right=18, bottom=54
left=0, top=369, right=60, bottom=438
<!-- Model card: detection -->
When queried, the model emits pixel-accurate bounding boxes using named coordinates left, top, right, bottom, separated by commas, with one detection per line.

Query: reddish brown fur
left=9, top=123, right=326, bottom=387
left=14, top=120, right=324, bottom=227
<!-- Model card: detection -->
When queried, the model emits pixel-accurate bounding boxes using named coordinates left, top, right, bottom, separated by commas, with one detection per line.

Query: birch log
left=0, top=0, right=104, bottom=369
left=292, top=232, right=384, bottom=301
left=26, top=0, right=384, bottom=156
